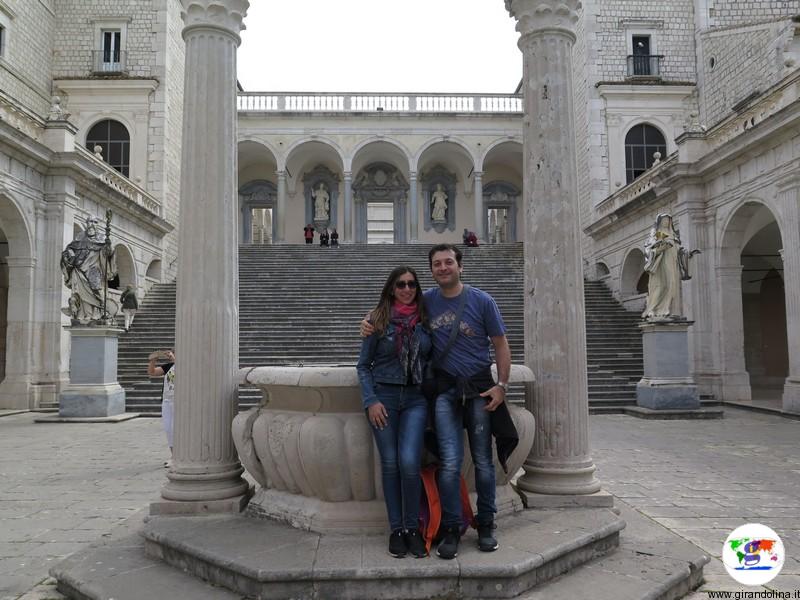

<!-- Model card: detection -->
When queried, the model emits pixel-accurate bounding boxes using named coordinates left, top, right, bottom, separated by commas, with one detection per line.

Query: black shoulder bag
left=421, top=285, right=469, bottom=401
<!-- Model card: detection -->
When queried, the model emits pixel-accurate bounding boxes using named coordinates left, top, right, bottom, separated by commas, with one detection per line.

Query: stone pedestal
left=637, top=321, right=700, bottom=410
left=59, top=327, right=125, bottom=417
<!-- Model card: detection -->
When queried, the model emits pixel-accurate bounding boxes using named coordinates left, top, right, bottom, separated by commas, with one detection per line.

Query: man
left=362, top=244, right=511, bottom=559
left=120, top=284, right=138, bottom=331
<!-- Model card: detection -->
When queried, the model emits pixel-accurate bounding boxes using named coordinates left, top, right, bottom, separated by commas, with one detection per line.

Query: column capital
left=505, top=0, right=581, bottom=39
left=409, top=171, right=417, bottom=180
left=473, top=170, right=484, bottom=179
left=181, top=0, right=249, bottom=39
left=276, top=170, right=287, bottom=180
left=343, top=171, right=352, bottom=180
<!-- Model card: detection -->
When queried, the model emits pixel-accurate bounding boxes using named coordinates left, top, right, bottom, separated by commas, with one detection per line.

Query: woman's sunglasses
left=395, top=280, right=418, bottom=290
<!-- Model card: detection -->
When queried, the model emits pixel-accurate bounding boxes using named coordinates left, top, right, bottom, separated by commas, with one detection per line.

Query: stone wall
left=0, top=0, right=55, bottom=116
left=699, top=20, right=792, bottom=127
left=707, top=1, right=800, bottom=28
left=52, top=0, right=157, bottom=79
left=148, top=0, right=185, bottom=280
left=594, top=0, right=696, bottom=83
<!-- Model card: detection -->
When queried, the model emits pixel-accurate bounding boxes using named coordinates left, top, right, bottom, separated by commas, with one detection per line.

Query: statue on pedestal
left=430, top=183, right=448, bottom=221
left=642, top=213, right=699, bottom=320
left=61, top=212, right=118, bottom=325
left=312, top=183, right=330, bottom=221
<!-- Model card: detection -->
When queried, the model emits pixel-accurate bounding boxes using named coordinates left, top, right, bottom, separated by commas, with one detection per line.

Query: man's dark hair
left=428, top=244, right=463, bottom=270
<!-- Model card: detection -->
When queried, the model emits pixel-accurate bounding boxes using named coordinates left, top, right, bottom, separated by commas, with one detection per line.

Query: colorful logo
left=722, top=523, right=785, bottom=586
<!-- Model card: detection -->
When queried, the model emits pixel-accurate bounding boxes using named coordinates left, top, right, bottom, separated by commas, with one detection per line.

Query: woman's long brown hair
left=370, top=266, right=426, bottom=334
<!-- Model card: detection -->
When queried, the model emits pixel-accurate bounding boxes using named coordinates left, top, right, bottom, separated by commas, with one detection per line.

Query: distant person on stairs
left=303, top=223, right=315, bottom=244
left=330, top=228, right=339, bottom=247
left=357, top=266, right=432, bottom=559
left=148, top=349, right=176, bottom=468
left=320, top=228, right=330, bottom=247
left=120, top=285, right=138, bottom=331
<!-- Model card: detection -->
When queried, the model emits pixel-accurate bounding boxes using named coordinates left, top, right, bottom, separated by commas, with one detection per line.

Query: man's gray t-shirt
left=423, top=286, right=506, bottom=378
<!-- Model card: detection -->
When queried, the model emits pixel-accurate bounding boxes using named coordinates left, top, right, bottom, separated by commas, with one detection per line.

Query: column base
left=150, top=486, right=253, bottom=516
left=782, top=378, right=800, bottom=414
left=0, top=376, right=33, bottom=410
left=160, top=462, right=251, bottom=507
left=720, top=371, right=752, bottom=402
left=516, top=460, right=602, bottom=496
left=516, top=488, right=614, bottom=509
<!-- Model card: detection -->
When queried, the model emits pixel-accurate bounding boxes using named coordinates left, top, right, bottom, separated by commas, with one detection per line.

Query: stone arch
left=239, top=140, right=280, bottom=244
left=0, top=192, right=35, bottom=408
left=620, top=247, right=647, bottom=298
left=718, top=200, right=786, bottom=401
left=477, top=137, right=523, bottom=173
left=352, top=161, right=409, bottom=244
left=284, top=137, right=345, bottom=172
left=113, top=243, right=137, bottom=290
left=350, top=137, right=412, bottom=173
left=146, top=258, right=162, bottom=281
left=238, top=179, right=277, bottom=244
left=595, top=261, right=611, bottom=279
left=414, top=136, right=477, bottom=173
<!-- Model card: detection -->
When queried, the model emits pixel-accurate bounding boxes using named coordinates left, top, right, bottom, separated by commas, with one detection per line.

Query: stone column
left=777, top=178, right=800, bottom=413
left=343, top=171, right=353, bottom=243
left=409, top=171, right=418, bottom=242
left=276, top=170, right=287, bottom=244
left=507, top=0, right=604, bottom=501
left=716, top=265, right=751, bottom=402
left=473, top=171, right=484, bottom=242
left=0, top=257, right=36, bottom=409
left=155, top=0, right=251, bottom=514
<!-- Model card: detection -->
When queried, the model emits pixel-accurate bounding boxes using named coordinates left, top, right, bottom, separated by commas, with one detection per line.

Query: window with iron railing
left=94, top=29, right=127, bottom=74
left=626, top=55, right=664, bottom=78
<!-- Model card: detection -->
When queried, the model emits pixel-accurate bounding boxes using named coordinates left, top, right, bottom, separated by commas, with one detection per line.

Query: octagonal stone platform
left=141, top=508, right=624, bottom=599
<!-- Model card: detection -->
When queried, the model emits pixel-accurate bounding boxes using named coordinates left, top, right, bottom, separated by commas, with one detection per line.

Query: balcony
left=92, top=50, right=127, bottom=75
left=626, top=55, right=663, bottom=79
left=237, top=92, right=523, bottom=114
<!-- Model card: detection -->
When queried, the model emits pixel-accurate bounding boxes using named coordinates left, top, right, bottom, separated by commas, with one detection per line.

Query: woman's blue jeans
left=370, top=383, right=427, bottom=531
left=434, top=388, right=496, bottom=528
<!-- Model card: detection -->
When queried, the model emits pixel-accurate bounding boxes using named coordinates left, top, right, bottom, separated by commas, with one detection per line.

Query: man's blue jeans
left=434, top=387, right=496, bottom=528
left=370, top=383, right=427, bottom=531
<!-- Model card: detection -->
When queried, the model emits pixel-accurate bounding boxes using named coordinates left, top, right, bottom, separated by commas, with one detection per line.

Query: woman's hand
left=368, top=402, right=388, bottom=429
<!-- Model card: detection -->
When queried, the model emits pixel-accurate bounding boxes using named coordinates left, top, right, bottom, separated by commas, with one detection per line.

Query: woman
left=357, top=267, right=432, bottom=559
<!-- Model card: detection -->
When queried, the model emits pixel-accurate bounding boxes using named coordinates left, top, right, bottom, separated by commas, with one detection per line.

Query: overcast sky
left=238, top=1, right=523, bottom=94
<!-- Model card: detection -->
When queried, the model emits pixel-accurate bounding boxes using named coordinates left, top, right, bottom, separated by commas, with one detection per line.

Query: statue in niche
left=312, top=182, right=330, bottom=220
left=642, top=213, right=700, bottom=320
left=430, top=183, right=448, bottom=222
left=61, top=213, right=119, bottom=325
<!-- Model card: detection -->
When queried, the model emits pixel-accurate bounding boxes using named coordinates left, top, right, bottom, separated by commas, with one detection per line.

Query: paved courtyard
left=0, top=406, right=798, bottom=599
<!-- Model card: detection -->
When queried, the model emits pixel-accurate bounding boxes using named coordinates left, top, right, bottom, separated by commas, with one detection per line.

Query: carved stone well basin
left=233, top=365, right=535, bottom=534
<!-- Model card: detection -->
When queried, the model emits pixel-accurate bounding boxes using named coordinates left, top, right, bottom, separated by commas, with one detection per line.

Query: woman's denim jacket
left=356, top=322, right=432, bottom=409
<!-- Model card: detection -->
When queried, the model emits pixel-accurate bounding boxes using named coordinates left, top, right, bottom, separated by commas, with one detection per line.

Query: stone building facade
left=0, top=0, right=182, bottom=409
left=1, top=0, right=797, bottom=414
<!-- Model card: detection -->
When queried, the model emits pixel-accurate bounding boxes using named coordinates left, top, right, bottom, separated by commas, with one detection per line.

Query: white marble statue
left=312, top=183, right=330, bottom=220
left=642, top=213, right=689, bottom=320
left=430, top=183, right=448, bottom=221
left=60, top=214, right=118, bottom=324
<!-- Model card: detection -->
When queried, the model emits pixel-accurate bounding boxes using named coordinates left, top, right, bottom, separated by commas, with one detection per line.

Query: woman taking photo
left=357, top=266, right=431, bottom=559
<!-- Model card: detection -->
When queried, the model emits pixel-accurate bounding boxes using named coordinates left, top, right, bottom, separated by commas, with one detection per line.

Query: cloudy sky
left=238, top=1, right=522, bottom=94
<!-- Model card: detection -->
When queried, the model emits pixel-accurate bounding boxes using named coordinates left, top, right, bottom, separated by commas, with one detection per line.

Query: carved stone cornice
left=181, top=0, right=249, bottom=39
left=505, top=0, right=581, bottom=39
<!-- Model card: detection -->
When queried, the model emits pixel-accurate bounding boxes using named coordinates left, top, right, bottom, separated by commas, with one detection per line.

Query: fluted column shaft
left=276, top=170, right=287, bottom=243
left=716, top=265, right=751, bottom=402
left=343, top=171, right=353, bottom=243
left=778, top=179, right=800, bottom=413
left=507, top=0, right=600, bottom=496
left=473, top=171, right=484, bottom=242
left=160, top=0, right=250, bottom=508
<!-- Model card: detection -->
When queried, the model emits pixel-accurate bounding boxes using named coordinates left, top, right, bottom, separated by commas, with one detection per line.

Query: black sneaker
left=405, top=528, right=428, bottom=558
left=436, top=526, right=460, bottom=560
left=389, top=529, right=407, bottom=558
left=477, top=521, right=498, bottom=552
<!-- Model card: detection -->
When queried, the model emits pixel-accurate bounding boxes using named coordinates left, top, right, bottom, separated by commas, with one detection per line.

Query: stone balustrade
left=78, top=146, right=162, bottom=216
left=233, top=365, right=536, bottom=533
left=593, top=153, right=678, bottom=219
left=238, top=92, right=523, bottom=114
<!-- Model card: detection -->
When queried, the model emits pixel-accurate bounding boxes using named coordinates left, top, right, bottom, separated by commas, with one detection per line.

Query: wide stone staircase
left=118, top=244, right=643, bottom=413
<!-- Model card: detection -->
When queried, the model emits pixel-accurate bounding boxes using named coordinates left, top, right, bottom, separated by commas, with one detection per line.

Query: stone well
left=232, top=365, right=536, bottom=534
